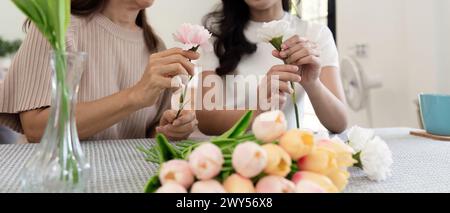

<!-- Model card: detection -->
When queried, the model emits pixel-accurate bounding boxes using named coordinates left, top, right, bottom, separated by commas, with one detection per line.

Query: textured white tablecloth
left=0, top=128, right=449, bottom=193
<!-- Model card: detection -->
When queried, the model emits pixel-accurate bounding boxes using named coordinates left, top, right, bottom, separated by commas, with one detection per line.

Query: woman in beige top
left=0, top=0, right=198, bottom=142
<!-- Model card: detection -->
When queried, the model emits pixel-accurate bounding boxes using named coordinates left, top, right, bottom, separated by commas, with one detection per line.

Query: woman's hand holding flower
left=130, top=48, right=199, bottom=109
left=156, top=109, right=197, bottom=141
left=273, top=35, right=321, bottom=88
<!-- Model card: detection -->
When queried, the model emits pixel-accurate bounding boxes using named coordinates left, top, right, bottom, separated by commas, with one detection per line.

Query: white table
left=0, top=128, right=449, bottom=193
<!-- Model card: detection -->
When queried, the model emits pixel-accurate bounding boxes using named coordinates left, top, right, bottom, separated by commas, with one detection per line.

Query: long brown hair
left=26, top=0, right=159, bottom=51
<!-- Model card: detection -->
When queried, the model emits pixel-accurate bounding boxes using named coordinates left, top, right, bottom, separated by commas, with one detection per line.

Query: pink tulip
left=291, top=171, right=339, bottom=193
left=295, top=180, right=327, bottom=193
left=159, top=160, right=194, bottom=189
left=232, top=142, right=268, bottom=178
left=223, top=174, right=256, bottom=193
left=173, top=23, right=212, bottom=51
left=255, top=176, right=295, bottom=193
left=190, top=180, right=226, bottom=193
left=252, top=110, right=287, bottom=143
left=189, top=143, right=224, bottom=180
left=156, top=182, right=187, bottom=193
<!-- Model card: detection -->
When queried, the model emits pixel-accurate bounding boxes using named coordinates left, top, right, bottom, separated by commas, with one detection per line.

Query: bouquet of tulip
left=257, top=20, right=301, bottom=129
left=140, top=111, right=357, bottom=193
left=172, top=23, right=212, bottom=119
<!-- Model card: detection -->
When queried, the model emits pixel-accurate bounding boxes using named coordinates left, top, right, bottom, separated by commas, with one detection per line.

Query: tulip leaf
left=155, top=133, right=181, bottom=163
left=218, top=111, right=254, bottom=139
left=143, top=175, right=161, bottom=193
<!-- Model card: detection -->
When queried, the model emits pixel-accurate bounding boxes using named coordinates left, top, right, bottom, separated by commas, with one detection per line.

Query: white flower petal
left=360, top=136, right=393, bottom=182
left=347, top=126, right=375, bottom=153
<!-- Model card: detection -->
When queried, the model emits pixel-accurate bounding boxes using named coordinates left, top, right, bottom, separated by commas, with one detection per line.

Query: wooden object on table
left=410, top=130, right=450, bottom=142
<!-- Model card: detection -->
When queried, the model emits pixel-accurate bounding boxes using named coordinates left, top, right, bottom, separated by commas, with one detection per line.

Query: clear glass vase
left=20, top=51, right=90, bottom=193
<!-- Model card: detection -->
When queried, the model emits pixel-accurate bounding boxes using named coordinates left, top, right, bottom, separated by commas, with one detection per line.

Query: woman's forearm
left=303, top=80, right=348, bottom=133
left=20, top=87, right=143, bottom=142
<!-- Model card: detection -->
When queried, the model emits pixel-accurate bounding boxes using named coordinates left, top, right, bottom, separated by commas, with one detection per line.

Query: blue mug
left=419, top=94, right=450, bottom=136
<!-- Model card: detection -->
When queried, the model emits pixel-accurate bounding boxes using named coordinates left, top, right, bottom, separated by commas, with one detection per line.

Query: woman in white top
left=197, top=0, right=348, bottom=134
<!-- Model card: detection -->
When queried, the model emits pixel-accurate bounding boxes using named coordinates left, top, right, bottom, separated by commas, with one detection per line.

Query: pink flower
left=159, top=160, right=194, bottom=189
left=255, top=176, right=295, bottom=193
left=173, top=23, right=212, bottom=52
left=295, top=180, right=327, bottom=193
left=188, top=143, right=224, bottom=180
left=291, top=171, right=339, bottom=193
left=252, top=110, right=287, bottom=143
left=156, top=182, right=187, bottom=193
left=223, top=174, right=256, bottom=193
left=232, top=142, right=268, bottom=178
left=190, top=180, right=226, bottom=193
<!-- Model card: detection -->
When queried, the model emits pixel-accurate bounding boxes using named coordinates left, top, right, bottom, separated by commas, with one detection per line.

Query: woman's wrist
left=124, top=86, right=146, bottom=111
left=302, top=79, right=324, bottom=95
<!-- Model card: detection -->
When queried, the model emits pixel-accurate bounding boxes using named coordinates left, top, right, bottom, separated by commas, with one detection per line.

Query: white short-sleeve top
left=198, top=12, right=339, bottom=129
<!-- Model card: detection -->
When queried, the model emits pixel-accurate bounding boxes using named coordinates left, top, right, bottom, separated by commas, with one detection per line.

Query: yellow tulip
left=327, top=169, right=351, bottom=192
left=279, top=129, right=314, bottom=160
left=262, top=144, right=292, bottom=177
left=298, top=146, right=338, bottom=175
left=317, top=137, right=356, bottom=168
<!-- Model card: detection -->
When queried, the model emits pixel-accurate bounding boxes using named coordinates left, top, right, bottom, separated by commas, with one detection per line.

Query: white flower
left=257, top=20, right=294, bottom=46
left=360, top=136, right=393, bottom=181
left=347, top=126, right=375, bottom=153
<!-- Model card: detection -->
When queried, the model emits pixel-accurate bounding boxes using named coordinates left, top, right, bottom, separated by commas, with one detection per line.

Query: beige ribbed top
left=0, top=14, right=170, bottom=140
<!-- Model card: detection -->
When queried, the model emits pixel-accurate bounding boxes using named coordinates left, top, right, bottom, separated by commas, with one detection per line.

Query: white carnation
left=347, top=126, right=375, bottom=153
left=360, top=136, right=393, bottom=182
left=257, top=20, right=294, bottom=43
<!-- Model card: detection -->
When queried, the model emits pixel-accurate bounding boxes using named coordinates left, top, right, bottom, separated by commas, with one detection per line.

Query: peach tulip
left=223, top=174, right=256, bottom=193
left=295, top=180, right=327, bottom=193
left=190, top=180, right=226, bottom=193
left=189, top=143, right=224, bottom=180
left=232, top=142, right=268, bottom=178
left=317, top=137, right=356, bottom=168
left=327, top=169, right=351, bottom=192
left=279, top=129, right=314, bottom=160
left=291, top=171, right=339, bottom=193
left=262, top=144, right=291, bottom=177
left=255, top=176, right=295, bottom=193
left=297, top=146, right=338, bottom=175
left=252, top=110, right=287, bottom=143
left=156, top=182, right=187, bottom=193
left=159, top=160, right=194, bottom=188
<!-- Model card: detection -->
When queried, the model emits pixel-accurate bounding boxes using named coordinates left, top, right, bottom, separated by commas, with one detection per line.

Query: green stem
left=55, top=52, right=79, bottom=184
left=353, top=152, right=363, bottom=169
left=290, top=81, right=300, bottom=129
left=175, top=75, right=193, bottom=119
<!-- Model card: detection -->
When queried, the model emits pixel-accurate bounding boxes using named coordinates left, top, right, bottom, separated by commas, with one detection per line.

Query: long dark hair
left=26, top=0, right=159, bottom=51
left=203, top=0, right=292, bottom=76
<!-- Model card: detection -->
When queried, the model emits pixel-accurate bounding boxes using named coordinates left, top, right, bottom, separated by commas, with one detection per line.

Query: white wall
left=0, top=1, right=26, bottom=39
left=337, top=0, right=449, bottom=128
left=147, top=0, right=219, bottom=48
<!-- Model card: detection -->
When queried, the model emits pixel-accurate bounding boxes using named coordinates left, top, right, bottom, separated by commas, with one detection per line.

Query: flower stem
left=290, top=82, right=300, bottom=129
left=175, top=75, right=193, bottom=119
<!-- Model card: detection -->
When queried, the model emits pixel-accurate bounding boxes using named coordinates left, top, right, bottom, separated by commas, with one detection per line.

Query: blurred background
left=1, top=0, right=449, bottom=143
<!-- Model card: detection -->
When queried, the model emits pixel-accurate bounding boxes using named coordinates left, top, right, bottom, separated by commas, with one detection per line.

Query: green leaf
left=143, top=175, right=161, bottom=193
left=155, top=134, right=181, bottom=163
left=218, top=111, right=254, bottom=139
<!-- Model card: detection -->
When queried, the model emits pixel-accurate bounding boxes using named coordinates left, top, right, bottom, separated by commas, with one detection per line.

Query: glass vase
left=20, top=51, right=90, bottom=193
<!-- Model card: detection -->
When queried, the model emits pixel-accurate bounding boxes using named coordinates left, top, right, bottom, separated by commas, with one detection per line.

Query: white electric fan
left=340, top=56, right=382, bottom=127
